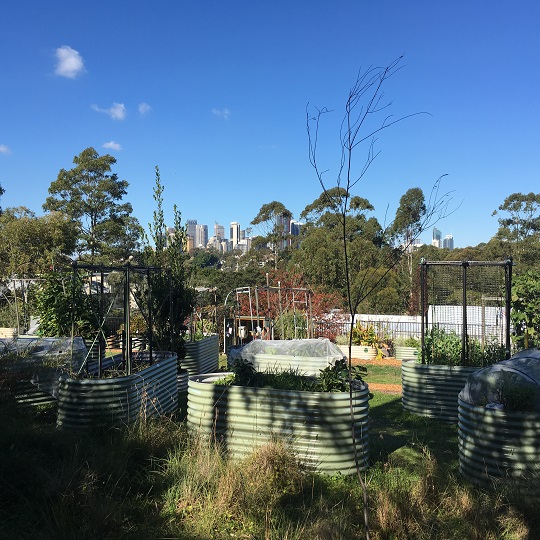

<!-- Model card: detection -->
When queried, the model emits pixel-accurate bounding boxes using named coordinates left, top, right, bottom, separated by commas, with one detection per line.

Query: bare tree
left=307, top=57, right=453, bottom=539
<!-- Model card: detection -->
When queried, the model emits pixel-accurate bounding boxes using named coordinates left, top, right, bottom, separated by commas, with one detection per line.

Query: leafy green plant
left=217, top=358, right=366, bottom=393
left=317, top=358, right=367, bottom=392
left=424, top=326, right=506, bottom=367
left=32, top=271, right=100, bottom=338
left=395, top=335, right=421, bottom=348
left=511, top=269, right=540, bottom=349
left=422, top=326, right=462, bottom=365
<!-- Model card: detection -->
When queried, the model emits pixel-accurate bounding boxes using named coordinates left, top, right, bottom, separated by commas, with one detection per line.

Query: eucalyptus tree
left=43, top=147, right=142, bottom=262
left=0, top=207, right=77, bottom=277
left=492, top=192, right=540, bottom=266
left=251, top=201, right=293, bottom=269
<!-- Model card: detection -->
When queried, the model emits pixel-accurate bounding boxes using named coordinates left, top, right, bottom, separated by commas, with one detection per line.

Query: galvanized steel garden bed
left=187, top=372, right=370, bottom=475
left=402, top=360, right=479, bottom=422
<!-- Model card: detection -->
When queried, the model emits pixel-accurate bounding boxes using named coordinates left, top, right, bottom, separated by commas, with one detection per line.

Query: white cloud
left=102, top=141, right=122, bottom=151
left=91, top=102, right=127, bottom=120
left=212, top=107, right=230, bottom=120
left=55, top=45, right=85, bottom=78
left=138, top=102, right=151, bottom=115
left=0, top=144, right=11, bottom=155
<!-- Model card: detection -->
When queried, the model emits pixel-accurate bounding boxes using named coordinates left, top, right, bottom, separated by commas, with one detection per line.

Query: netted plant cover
left=0, top=337, right=88, bottom=398
left=459, top=349, right=540, bottom=412
left=229, top=338, right=344, bottom=362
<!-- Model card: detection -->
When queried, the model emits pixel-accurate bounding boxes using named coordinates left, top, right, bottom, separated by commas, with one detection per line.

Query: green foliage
left=511, top=269, right=540, bottom=349
left=32, top=271, right=99, bottom=337
left=0, top=207, right=78, bottom=277
left=218, top=358, right=366, bottom=392
left=317, top=358, right=366, bottom=392
left=395, top=335, right=421, bottom=348
left=351, top=322, right=379, bottom=347
left=423, top=326, right=462, bottom=365
left=250, top=200, right=293, bottom=268
left=273, top=309, right=307, bottom=339
left=43, top=147, right=142, bottom=262
left=138, top=166, right=196, bottom=357
left=423, top=326, right=505, bottom=367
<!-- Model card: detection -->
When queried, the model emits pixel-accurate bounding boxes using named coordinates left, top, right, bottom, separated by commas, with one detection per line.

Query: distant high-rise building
left=230, top=222, right=240, bottom=247
left=195, top=224, right=208, bottom=248
left=443, top=234, right=454, bottom=250
left=289, top=220, right=303, bottom=248
left=214, top=222, right=225, bottom=240
left=187, top=219, right=197, bottom=243
left=432, top=227, right=442, bottom=248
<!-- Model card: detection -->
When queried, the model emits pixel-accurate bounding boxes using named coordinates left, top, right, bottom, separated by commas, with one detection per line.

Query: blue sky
left=1, top=0, right=539, bottom=248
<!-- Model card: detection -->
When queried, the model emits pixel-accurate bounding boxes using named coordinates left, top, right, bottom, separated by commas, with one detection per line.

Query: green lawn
left=363, top=363, right=402, bottom=386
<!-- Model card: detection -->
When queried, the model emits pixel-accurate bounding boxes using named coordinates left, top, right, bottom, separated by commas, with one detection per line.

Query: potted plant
left=187, top=357, right=370, bottom=475
left=337, top=322, right=387, bottom=360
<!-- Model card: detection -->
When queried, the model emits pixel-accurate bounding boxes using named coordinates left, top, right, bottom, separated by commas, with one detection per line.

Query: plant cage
left=419, top=259, right=513, bottom=366
left=71, top=262, right=176, bottom=378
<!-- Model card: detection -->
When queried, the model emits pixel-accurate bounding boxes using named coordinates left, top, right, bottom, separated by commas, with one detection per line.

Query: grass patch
left=363, top=364, right=402, bottom=386
left=1, top=387, right=539, bottom=538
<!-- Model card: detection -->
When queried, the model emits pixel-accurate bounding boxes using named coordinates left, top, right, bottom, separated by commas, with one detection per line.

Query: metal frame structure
left=71, top=262, right=168, bottom=377
left=420, top=259, right=513, bottom=365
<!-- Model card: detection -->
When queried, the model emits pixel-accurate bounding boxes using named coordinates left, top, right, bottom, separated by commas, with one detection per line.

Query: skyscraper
left=432, top=227, right=442, bottom=248
left=230, top=221, right=240, bottom=247
left=195, top=224, right=208, bottom=248
left=214, top=222, right=225, bottom=240
left=187, top=219, right=197, bottom=243
left=443, top=234, right=454, bottom=250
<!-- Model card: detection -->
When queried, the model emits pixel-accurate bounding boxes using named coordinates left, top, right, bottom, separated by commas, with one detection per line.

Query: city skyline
left=2, top=2, right=539, bottom=249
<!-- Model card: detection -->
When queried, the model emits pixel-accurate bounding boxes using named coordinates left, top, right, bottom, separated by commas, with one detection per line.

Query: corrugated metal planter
left=177, top=367, right=189, bottom=393
left=0, top=327, right=17, bottom=339
left=458, top=398, right=540, bottom=491
left=402, top=360, right=479, bottom=422
left=339, top=345, right=377, bottom=360
left=57, top=353, right=178, bottom=429
left=187, top=373, right=370, bottom=475
left=182, top=335, right=219, bottom=375
left=394, top=345, right=419, bottom=361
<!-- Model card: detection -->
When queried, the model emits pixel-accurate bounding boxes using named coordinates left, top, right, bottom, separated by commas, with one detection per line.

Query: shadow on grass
left=369, top=392, right=459, bottom=474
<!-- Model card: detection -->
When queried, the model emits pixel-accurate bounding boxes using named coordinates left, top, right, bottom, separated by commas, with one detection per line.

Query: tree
left=0, top=207, right=78, bottom=277
left=251, top=201, right=293, bottom=269
left=0, top=183, right=4, bottom=214
left=389, top=187, right=426, bottom=313
left=306, top=59, right=452, bottom=534
left=492, top=192, right=540, bottom=264
left=43, top=147, right=142, bottom=262
left=138, top=166, right=196, bottom=357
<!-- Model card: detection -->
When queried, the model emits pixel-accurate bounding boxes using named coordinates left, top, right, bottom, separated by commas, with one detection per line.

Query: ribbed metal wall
left=182, top=335, right=219, bottom=375
left=402, top=361, right=478, bottom=422
left=338, top=345, right=377, bottom=360
left=187, top=373, right=370, bottom=475
left=57, top=354, right=178, bottom=429
left=458, top=398, right=540, bottom=491
left=394, top=346, right=419, bottom=361
left=177, top=368, right=189, bottom=393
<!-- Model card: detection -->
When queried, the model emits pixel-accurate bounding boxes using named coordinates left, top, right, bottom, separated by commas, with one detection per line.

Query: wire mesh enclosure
left=420, top=259, right=513, bottom=366
left=72, top=263, right=173, bottom=377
